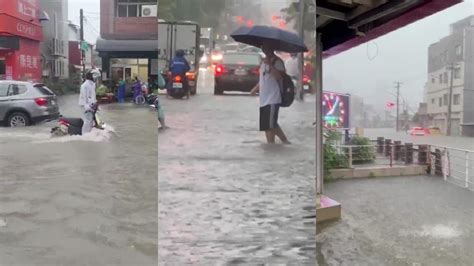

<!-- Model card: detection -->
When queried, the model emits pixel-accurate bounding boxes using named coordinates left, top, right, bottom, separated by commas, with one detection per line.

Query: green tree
left=158, top=0, right=227, bottom=28
left=281, top=0, right=316, bottom=33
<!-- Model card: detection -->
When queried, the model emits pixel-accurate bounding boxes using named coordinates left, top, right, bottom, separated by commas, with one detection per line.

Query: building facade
left=0, top=0, right=43, bottom=81
left=96, top=0, right=158, bottom=84
left=39, top=0, right=69, bottom=80
left=425, top=15, right=474, bottom=136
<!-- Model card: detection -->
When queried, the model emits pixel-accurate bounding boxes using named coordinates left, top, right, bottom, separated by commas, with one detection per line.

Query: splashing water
left=35, top=125, right=118, bottom=144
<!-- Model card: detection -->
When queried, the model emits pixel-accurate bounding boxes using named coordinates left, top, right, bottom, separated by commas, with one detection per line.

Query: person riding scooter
left=78, top=71, right=97, bottom=135
left=168, top=50, right=191, bottom=98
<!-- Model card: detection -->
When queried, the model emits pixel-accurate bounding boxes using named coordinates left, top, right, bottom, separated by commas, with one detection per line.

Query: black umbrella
left=230, top=25, right=308, bottom=53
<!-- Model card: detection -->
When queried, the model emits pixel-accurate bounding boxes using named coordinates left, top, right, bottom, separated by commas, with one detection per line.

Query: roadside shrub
left=347, top=136, right=375, bottom=164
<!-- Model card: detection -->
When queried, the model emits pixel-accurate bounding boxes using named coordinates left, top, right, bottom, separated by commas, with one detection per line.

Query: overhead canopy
left=96, top=38, right=158, bottom=52
left=317, top=0, right=463, bottom=57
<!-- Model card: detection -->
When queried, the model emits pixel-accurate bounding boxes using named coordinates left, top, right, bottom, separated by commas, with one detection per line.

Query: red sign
left=0, top=0, right=40, bottom=25
left=0, top=14, right=43, bottom=41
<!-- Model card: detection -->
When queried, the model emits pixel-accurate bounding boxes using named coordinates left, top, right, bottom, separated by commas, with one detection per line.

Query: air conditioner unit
left=141, top=5, right=157, bottom=17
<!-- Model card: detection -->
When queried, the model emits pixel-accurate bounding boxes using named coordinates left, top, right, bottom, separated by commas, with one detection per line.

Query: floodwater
left=364, top=128, right=474, bottom=150
left=318, top=175, right=474, bottom=266
left=158, top=68, right=317, bottom=264
left=0, top=95, right=158, bottom=265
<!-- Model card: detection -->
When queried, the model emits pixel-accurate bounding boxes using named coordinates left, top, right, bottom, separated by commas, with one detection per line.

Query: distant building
left=0, top=0, right=43, bottom=81
left=67, top=22, right=95, bottom=71
left=96, top=0, right=158, bottom=83
left=425, top=15, right=474, bottom=136
left=39, top=0, right=69, bottom=80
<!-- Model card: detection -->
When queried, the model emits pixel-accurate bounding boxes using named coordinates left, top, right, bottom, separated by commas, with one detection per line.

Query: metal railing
left=327, top=139, right=474, bottom=191
left=428, top=145, right=474, bottom=191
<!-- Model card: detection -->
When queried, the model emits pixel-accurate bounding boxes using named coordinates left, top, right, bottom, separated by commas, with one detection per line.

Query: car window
left=34, top=84, right=55, bottom=96
left=223, top=54, right=261, bottom=65
left=7, top=84, right=27, bottom=96
left=0, top=83, right=8, bottom=97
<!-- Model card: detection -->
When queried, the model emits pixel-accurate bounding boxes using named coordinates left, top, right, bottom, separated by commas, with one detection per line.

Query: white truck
left=158, top=21, right=201, bottom=95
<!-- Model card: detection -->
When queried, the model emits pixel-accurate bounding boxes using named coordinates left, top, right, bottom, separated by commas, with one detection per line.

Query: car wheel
left=8, top=112, right=30, bottom=127
left=214, top=86, right=223, bottom=95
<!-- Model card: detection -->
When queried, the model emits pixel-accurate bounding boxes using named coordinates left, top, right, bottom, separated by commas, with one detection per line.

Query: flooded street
left=158, top=68, right=317, bottom=264
left=0, top=95, right=157, bottom=265
left=318, top=176, right=474, bottom=266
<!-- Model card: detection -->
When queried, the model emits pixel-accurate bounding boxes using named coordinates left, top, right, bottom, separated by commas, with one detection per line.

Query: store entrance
left=0, top=58, right=5, bottom=80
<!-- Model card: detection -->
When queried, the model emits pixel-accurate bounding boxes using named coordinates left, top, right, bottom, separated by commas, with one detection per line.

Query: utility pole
left=394, top=81, right=402, bottom=131
left=446, top=62, right=455, bottom=136
left=297, top=0, right=305, bottom=101
left=80, top=9, right=85, bottom=80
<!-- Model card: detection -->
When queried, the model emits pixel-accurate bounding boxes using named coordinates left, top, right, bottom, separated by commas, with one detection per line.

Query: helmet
left=176, top=49, right=185, bottom=57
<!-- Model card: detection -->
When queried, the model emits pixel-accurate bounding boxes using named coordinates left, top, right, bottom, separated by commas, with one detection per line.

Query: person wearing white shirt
left=250, top=44, right=290, bottom=144
left=285, top=53, right=299, bottom=79
left=78, top=72, right=97, bottom=135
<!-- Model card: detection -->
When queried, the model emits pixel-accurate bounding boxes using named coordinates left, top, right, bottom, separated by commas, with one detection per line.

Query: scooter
left=167, top=74, right=190, bottom=100
left=303, top=75, right=313, bottom=94
left=50, top=103, right=106, bottom=137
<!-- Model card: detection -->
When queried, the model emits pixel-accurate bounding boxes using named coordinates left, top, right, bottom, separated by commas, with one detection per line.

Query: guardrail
left=428, top=145, right=474, bottom=191
left=328, top=136, right=474, bottom=191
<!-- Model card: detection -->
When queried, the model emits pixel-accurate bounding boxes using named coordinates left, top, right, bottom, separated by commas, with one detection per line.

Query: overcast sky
left=68, top=0, right=101, bottom=44
left=323, top=0, right=474, bottom=113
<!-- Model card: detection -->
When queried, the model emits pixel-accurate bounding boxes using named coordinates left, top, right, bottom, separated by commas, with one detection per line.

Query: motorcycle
left=167, top=74, right=190, bottom=100
left=50, top=103, right=106, bottom=137
left=303, top=75, right=313, bottom=94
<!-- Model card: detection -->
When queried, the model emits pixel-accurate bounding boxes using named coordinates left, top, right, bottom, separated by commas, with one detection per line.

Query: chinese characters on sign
left=18, top=0, right=37, bottom=18
left=19, top=55, right=39, bottom=69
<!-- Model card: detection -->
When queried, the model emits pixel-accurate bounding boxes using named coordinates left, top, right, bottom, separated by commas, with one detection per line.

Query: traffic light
left=246, top=20, right=254, bottom=27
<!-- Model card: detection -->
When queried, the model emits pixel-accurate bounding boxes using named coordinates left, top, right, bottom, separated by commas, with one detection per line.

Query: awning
left=317, top=0, right=463, bottom=57
left=96, top=38, right=157, bottom=52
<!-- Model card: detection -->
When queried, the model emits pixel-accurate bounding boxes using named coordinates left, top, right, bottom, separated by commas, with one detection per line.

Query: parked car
left=214, top=52, right=262, bottom=95
left=410, top=127, right=429, bottom=136
left=0, top=81, right=59, bottom=127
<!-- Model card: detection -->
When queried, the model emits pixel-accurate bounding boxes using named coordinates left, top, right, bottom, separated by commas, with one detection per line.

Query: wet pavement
left=0, top=95, right=157, bottom=265
left=158, top=68, right=317, bottom=264
left=318, top=175, right=474, bottom=266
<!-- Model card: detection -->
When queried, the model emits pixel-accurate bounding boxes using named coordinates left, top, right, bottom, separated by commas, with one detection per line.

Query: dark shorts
left=260, top=104, right=280, bottom=131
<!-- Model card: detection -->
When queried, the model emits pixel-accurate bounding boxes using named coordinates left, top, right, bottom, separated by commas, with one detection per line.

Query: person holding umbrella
left=250, top=43, right=290, bottom=144
left=232, top=25, right=308, bottom=144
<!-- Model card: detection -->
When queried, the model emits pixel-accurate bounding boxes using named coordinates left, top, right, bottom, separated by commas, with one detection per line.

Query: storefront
left=0, top=0, right=43, bottom=81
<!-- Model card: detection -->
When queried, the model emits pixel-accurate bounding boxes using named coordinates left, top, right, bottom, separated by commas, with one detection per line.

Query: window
left=7, top=84, right=27, bottom=96
left=439, top=97, right=442, bottom=107
left=0, top=83, right=8, bottom=97
left=431, top=77, right=435, bottom=83
left=439, top=74, right=442, bottom=83
left=443, top=72, right=448, bottom=83
left=222, top=54, right=261, bottom=65
left=431, top=98, right=435, bottom=104
left=116, top=0, right=156, bottom=17
left=453, top=94, right=461, bottom=105
left=454, top=68, right=461, bottom=79
left=443, top=94, right=448, bottom=105
left=455, top=45, right=462, bottom=56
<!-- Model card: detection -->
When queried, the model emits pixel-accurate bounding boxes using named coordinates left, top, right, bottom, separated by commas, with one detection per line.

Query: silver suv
left=0, top=81, right=60, bottom=127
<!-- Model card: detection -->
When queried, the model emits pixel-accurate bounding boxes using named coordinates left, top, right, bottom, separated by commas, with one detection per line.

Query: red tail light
left=251, top=67, right=260, bottom=75
left=215, top=65, right=225, bottom=76
left=303, top=75, right=310, bottom=83
left=35, top=97, right=48, bottom=106
left=174, top=75, right=182, bottom=82
left=186, top=72, right=196, bottom=81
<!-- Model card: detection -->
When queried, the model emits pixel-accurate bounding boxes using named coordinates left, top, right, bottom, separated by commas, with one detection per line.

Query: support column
left=315, top=32, right=324, bottom=198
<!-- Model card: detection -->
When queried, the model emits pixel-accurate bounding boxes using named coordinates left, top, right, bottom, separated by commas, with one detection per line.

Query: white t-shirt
left=259, top=56, right=285, bottom=107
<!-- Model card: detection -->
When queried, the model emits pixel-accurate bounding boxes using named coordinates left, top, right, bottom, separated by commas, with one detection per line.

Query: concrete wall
left=100, top=0, right=157, bottom=40
left=39, top=0, right=69, bottom=78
